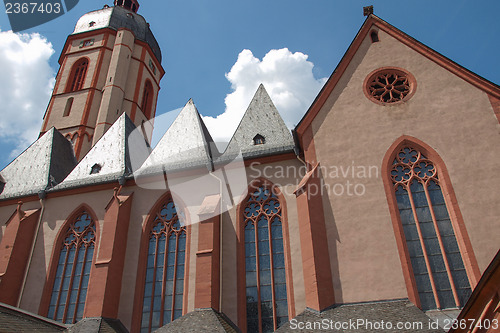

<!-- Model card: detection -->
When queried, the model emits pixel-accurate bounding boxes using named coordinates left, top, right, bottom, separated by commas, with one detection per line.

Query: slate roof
left=0, top=128, right=76, bottom=200
left=276, top=299, right=444, bottom=333
left=53, top=113, right=150, bottom=190
left=2, top=85, right=293, bottom=198
left=65, top=317, right=129, bottom=333
left=154, top=308, right=239, bottom=333
left=217, top=84, right=295, bottom=164
left=137, top=99, right=217, bottom=175
left=72, top=5, right=161, bottom=63
left=0, top=302, right=67, bottom=332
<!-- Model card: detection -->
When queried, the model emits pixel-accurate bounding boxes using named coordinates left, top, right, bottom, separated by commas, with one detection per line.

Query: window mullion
left=422, top=180, right=461, bottom=307
left=71, top=244, right=88, bottom=322
left=159, top=231, right=168, bottom=326
left=54, top=245, right=70, bottom=320
left=254, top=220, right=263, bottom=333
left=171, top=232, right=179, bottom=323
left=407, top=181, right=442, bottom=309
left=62, top=243, right=80, bottom=323
left=268, top=217, right=277, bottom=332
left=148, top=235, right=160, bottom=333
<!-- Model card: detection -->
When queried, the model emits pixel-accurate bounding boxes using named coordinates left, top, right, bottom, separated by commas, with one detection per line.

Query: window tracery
left=365, top=68, right=415, bottom=104
left=391, top=146, right=471, bottom=310
left=48, top=211, right=95, bottom=323
left=243, top=185, right=288, bottom=332
left=140, top=195, right=186, bottom=333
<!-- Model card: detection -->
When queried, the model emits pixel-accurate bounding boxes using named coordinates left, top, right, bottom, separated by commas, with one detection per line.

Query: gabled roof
left=217, top=84, right=295, bottom=163
left=0, top=128, right=76, bottom=200
left=137, top=99, right=217, bottom=175
left=295, top=14, right=500, bottom=137
left=53, top=113, right=150, bottom=190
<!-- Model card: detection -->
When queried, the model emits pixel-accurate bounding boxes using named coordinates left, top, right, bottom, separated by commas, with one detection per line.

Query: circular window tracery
left=364, top=67, right=416, bottom=105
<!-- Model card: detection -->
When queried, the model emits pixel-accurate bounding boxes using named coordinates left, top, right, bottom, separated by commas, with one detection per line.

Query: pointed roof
left=218, top=84, right=295, bottom=162
left=64, top=317, right=128, bottom=333
left=295, top=14, right=500, bottom=137
left=0, top=128, right=76, bottom=200
left=276, top=300, right=441, bottom=332
left=155, top=308, right=238, bottom=333
left=137, top=99, right=216, bottom=174
left=54, top=113, right=150, bottom=190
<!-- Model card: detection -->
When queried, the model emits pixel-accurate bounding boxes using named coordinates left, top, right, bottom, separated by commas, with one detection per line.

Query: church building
left=0, top=1, right=499, bottom=332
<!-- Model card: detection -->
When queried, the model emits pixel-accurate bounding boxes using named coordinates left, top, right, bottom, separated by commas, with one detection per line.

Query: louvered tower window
left=47, top=212, right=95, bottom=323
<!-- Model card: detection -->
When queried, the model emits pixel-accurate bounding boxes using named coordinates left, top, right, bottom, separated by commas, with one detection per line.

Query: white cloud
left=0, top=30, right=55, bottom=159
left=203, top=48, right=327, bottom=145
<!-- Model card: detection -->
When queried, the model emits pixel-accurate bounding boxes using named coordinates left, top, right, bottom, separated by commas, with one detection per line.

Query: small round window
left=364, top=67, right=416, bottom=105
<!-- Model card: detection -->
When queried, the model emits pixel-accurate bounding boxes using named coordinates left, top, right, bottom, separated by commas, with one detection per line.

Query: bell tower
left=40, top=0, right=164, bottom=160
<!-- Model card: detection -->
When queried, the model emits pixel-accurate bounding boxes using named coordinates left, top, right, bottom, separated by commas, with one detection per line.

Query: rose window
left=364, top=68, right=416, bottom=104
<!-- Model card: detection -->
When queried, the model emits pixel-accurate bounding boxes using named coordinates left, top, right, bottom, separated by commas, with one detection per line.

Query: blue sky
left=0, top=0, right=499, bottom=170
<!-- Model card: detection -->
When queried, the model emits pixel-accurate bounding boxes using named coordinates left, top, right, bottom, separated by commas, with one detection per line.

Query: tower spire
left=114, top=0, right=140, bottom=13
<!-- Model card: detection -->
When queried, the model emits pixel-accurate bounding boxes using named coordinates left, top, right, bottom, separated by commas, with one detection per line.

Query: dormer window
left=253, top=134, right=265, bottom=145
left=90, top=163, right=102, bottom=174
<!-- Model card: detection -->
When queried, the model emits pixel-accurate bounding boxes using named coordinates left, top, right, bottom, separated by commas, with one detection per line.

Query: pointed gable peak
left=138, top=99, right=216, bottom=173
left=250, top=83, right=273, bottom=108
left=296, top=14, right=500, bottom=136
left=220, top=84, right=294, bottom=160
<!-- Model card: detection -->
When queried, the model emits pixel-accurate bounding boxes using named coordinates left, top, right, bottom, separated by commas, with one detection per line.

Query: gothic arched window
left=66, top=58, right=88, bottom=92
left=139, top=194, right=186, bottom=333
left=241, top=184, right=289, bottom=333
left=389, top=144, right=473, bottom=311
left=141, top=80, right=154, bottom=119
left=47, top=211, right=96, bottom=323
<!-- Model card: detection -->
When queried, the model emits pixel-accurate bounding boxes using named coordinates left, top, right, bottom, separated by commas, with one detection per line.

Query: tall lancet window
left=390, top=146, right=472, bottom=310
left=48, top=211, right=95, bottom=323
left=243, top=185, right=289, bottom=333
left=140, top=195, right=186, bottom=333
left=67, top=58, right=88, bottom=92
